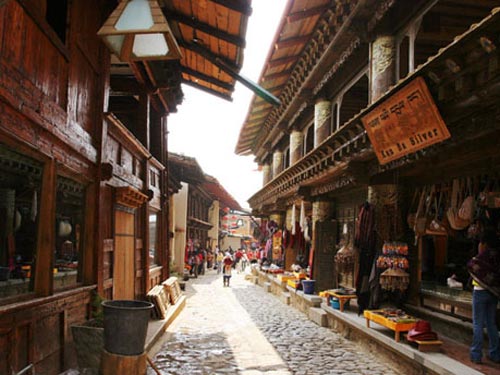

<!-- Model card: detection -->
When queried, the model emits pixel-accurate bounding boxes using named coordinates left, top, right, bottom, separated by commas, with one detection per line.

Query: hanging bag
left=407, top=188, right=420, bottom=229
left=447, top=179, right=469, bottom=230
left=458, top=177, right=475, bottom=221
left=426, top=188, right=447, bottom=236
left=414, top=186, right=430, bottom=236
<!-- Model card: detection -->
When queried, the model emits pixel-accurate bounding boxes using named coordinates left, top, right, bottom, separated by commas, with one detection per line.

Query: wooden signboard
left=163, top=277, right=182, bottom=305
left=361, top=77, right=450, bottom=165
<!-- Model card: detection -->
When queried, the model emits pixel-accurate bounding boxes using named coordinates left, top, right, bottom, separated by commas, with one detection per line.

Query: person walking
left=468, top=227, right=500, bottom=364
left=223, top=255, right=233, bottom=287
left=216, top=250, right=224, bottom=274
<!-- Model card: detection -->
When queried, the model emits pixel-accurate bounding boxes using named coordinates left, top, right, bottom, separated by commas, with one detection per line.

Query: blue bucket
left=302, top=280, right=315, bottom=295
left=330, top=298, right=340, bottom=309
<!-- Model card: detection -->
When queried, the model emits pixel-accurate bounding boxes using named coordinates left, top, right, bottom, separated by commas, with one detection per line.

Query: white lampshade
left=98, top=0, right=182, bottom=61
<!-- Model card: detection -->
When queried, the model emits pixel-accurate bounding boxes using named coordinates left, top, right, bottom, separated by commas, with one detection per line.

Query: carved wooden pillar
left=262, top=164, right=271, bottom=186
left=370, top=35, right=397, bottom=103
left=290, top=130, right=303, bottom=165
left=314, top=99, right=331, bottom=148
left=272, top=150, right=283, bottom=178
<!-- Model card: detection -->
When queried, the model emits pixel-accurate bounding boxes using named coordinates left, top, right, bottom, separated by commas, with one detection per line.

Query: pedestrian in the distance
left=468, top=226, right=500, bottom=364
left=216, top=250, right=224, bottom=273
left=223, top=257, right=232, bottom=287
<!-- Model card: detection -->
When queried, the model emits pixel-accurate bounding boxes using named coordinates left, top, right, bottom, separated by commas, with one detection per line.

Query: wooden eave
left=167, top=152, right=206, bottom=184
left=202, top=175, right=242, bottom=211
left=108, top=0, right=251, bottom=114
left=248, top=7, right=500, bottom=210
left=235, top=0, right=362, bottom=156
left=160, top=0, right=251, bottom=101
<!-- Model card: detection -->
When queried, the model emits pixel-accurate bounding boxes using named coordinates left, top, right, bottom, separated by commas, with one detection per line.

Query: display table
left=364, top=309, right=416, bottom=342
left=277, top=274, right=296, bottom=282
left=323, top=290, right=356, bottom=312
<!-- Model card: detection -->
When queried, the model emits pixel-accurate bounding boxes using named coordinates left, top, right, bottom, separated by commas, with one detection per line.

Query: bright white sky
left=168, top=0, right=288, bottom=210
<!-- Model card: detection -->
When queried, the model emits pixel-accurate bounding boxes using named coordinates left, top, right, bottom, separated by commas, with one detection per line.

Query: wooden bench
left=364, top=310, right=416, bottom=342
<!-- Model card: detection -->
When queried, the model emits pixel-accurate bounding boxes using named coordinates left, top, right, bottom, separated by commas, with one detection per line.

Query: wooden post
left=289, top=130, right=303, bottom=166
left=314, top=98, right=331, bottom=147
left=101, top=350, right=147, bottom=375
left=34, top=158, right=56, bottom=297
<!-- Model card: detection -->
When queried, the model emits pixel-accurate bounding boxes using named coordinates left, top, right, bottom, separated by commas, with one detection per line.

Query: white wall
left=171, top=182, right=189, bottom=274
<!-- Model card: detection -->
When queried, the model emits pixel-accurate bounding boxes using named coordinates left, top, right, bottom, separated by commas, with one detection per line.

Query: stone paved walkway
left=148, top=268, right=401, bottom=375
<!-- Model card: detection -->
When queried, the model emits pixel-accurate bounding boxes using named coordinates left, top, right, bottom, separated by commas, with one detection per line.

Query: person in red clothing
left=234, top=248, right=243, bottom=272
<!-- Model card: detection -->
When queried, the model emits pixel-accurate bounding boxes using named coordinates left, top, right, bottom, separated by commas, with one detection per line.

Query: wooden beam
left=287, top=5, right=331, bottom=23
left=275, top=35, right=311, bottom=50
left=209, top=0, right=252, bottom=16
left=181, top=79, right=233, bottom=102
left=163, top=10, right=246, bottom=47
left=110, top=76, right=141, bottom=95
left=180, top=40, right=280, bottom=105
left=267, top=55, right=300, bottom=68
left=262, top=69, right=293, bottom=82
left=181, top=66, right=234, bottom=91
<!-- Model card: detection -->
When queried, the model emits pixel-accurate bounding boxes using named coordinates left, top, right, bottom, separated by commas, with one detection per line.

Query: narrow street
left=148, top=269, right=400, bottom=375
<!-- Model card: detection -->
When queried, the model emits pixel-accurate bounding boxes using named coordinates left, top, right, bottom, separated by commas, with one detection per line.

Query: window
left=46, top=0, right=69, bottom=43
left=54, top=176, right=85, bottom=290
left=149, top=211, right=160, bottom=266
left=0, top=144, right=42, bottom=300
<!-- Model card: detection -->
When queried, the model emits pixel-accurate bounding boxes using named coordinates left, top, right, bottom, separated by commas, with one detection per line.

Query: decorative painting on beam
left=361, top=77, right=450, bottom=165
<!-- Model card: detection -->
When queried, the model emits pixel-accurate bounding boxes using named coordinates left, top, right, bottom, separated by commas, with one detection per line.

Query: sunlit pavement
left=148, top=268, right=399, bottom=375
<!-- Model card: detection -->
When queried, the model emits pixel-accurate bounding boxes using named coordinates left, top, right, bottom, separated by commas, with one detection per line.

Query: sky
left=168, top=0, right=288, bottom=210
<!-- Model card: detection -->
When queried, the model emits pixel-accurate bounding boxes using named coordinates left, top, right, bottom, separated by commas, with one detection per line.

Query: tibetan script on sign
left=361, top=76, right=450, bottom=165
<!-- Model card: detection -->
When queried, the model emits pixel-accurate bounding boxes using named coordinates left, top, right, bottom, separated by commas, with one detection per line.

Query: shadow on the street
left=148, top=332, right=238, bottom=375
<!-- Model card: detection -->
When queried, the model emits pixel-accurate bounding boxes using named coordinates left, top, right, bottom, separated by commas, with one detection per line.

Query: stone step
left=263, top=282, right=271, bottom=293
left=309, top=307, right=327, bottom=327
left=280, top=292, right=291, bottom=305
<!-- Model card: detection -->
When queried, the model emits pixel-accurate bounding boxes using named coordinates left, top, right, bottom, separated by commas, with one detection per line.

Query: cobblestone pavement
left=148, top=269, right=401, bottom=375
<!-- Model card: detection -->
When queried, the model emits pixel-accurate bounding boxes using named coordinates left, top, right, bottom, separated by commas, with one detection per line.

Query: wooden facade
left=236, top=0, right=500, bottom=335
left=0, top=0, right=251, bottom=373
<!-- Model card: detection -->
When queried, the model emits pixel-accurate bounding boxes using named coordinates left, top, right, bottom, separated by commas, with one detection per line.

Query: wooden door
left=313, top=220, right=337, bottom=292
left=113, top=209, right=135, bottom=300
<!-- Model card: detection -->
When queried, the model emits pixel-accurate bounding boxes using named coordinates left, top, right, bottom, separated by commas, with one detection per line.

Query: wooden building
left=0, top=0, right=251, bottom=373
left=168, top=153, right=242, bottom=274
left=236, top=0, right=500, bottom=336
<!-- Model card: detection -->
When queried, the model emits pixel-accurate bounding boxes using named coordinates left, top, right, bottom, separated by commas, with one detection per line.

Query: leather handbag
left=447, top=179, right=470, bottom=230
left=458, top=178, right=475, bottom=221
left=414, top=186, right=430, bottom=236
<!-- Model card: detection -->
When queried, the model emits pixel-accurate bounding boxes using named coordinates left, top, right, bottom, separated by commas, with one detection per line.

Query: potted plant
left=71, top=291, right=105, bottom=374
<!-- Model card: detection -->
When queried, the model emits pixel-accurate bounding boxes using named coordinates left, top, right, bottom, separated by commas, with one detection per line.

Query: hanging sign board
left=361, top=76, right=450, bottom=165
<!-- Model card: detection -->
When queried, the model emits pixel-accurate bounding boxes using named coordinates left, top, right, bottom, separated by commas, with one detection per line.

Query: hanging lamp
left=97, top=0, right=182, bottom=62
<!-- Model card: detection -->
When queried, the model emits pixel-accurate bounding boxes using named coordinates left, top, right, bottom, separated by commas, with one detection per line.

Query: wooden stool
left=101, top=350, right=147, bottom=375
left=410, top=339, right=443, bottom=352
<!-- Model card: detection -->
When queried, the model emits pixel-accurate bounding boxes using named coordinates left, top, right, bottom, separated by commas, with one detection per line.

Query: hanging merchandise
left=354, top=202, right=377, bottom=314
left=304, top=217, right=311, bottom=242
left=376, top=242, right=409, bottom=270
left=379, top=267, right=410, bottom=292
left=335, top=241, right=356, bottom=273
left=291, top=204, right=296, bottom=235
left=299, top=200, right=306, bottom=232
left=447, top=179, right=470, bottom=230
